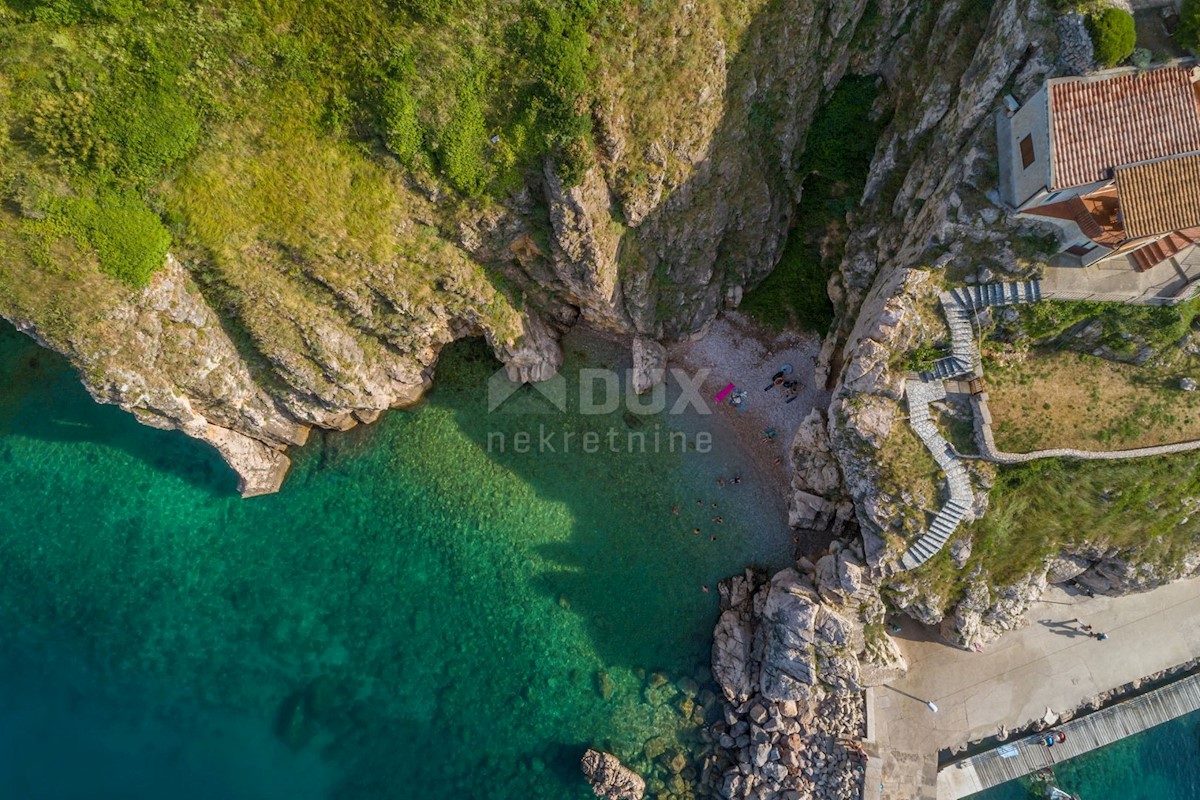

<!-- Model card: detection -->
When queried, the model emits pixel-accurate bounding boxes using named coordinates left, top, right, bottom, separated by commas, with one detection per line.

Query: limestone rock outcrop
left=581, top=749, right=645, bottom=800
left=712, top=542, right=905, bottom=706
left=6, top=258, right=309, bottom=496
left=631, top=337, right=667, bottom=395
left=707, top=548, right=886, bottom=800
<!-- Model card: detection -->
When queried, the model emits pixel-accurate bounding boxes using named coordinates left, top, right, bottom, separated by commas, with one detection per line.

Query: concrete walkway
left=870, top=576, right=1200, bottom=800
left=1042, top=245, right=1200, bottom=304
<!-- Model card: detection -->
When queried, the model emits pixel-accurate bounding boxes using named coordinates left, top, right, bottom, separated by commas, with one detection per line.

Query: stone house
left=997, top=64, right=1200, bottom=270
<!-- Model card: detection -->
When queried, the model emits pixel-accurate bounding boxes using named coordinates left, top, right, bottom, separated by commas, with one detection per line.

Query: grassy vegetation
left=740, top=75, right=886, bottom=334
left=1014, top=299, right=1200, bottom=355
left=0, top=0, right=618, bottom=296
left=909, top=455, right=1200, bottom=603
left=873, top=420, right=941, bottom=549
left=988, top=350, right=1200, bottom=450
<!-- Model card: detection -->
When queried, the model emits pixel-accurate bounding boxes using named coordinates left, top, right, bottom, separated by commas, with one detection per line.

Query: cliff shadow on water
left=431, top=333, right=795, bottom=674
left=0, top=320, right=238, bottom=495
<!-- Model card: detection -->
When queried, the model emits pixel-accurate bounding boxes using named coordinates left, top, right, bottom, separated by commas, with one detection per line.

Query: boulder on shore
left=581, top=749, right=646, bottom=800
left=631, top=337, right=667, bottom=395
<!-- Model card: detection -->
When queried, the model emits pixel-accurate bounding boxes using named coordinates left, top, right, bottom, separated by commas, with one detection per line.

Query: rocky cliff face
left=2, top=0, right=898, bottom=494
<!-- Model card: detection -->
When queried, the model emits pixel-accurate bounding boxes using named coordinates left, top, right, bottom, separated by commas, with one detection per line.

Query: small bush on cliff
left=1086, top=7, right=1136, bottom=67
left=1177, top=0, right=1200, bottom=53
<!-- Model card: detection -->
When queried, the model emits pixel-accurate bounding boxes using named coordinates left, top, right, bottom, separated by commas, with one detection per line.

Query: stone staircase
left=900, top=380, right=975, bottom=571
left=898, top=279, right=1041, bottom=571
left=946, top=279, right=1042, bottom=309
left=924, top=280, right=1042, bottom=382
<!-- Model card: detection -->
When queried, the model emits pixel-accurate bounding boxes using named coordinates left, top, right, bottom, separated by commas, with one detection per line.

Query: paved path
left=869, top=577, right=1200, bottom=800
left=1042, top=245, right=1200, bottom=305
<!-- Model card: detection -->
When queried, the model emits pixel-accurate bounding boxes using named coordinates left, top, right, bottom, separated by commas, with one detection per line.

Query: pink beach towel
left=714, top=383, right=735, bottom=403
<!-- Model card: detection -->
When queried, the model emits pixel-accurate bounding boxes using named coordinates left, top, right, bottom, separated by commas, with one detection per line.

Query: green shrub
left=436, top=79, right=489, bottom=196
left=904, top=343, right=944, bottom=373
left=100, top=80, right=200, bottom=185
left=54, top=189, right=170, bottom=287
left=1178, top=0, right=1200, bottom=53
left=1086, top=7, right=1136, bottom=67
left=380, top=79, right=424, bottom=168
left=84, top=191, right=170, bottom=286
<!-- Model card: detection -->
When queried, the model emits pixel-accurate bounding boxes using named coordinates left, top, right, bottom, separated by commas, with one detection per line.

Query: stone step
left=930, top=523, right=955, bottom=539
left=944, top=499, right=971, bottom=514
left=913, top=540, right=938, bottom=559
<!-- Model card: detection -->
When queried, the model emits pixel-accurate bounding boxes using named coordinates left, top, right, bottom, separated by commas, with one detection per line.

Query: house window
left=1067, top=243, right=1097, bottom=256
left=1020, top=134, right=1036, bottom=169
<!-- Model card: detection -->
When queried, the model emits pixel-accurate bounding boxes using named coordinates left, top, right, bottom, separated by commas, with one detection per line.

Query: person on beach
left=763, top=364, right=793, bottom=391
left=731, top=474, right=742, bottom=485
left=1090, top=631, right=1108, bottom=641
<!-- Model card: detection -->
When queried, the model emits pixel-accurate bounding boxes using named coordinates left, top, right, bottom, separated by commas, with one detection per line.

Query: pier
left=868, top=578, right=1200, bottom=800
left=938, top=671, right=1200, bottom=798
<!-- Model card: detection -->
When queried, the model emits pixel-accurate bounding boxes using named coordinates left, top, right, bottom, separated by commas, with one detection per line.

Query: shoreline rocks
left=706, top=545, right=905, bottom=800
left=582, top=749, right=646, bottom=800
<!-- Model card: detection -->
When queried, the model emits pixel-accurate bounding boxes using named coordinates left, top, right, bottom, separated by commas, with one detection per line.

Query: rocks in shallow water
left=581, top=749, right=646, bottom=800
left=643, top=735, right=668, bottom=761
left=274, top=675, right=340, bottom=751
left=596, top=670, right=615, bottom=701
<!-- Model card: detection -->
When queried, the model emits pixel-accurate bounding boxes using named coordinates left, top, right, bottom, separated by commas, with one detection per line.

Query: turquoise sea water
left=0, top=323, right=795, bottom=798
left=969, top=706, right=1200, bottom=800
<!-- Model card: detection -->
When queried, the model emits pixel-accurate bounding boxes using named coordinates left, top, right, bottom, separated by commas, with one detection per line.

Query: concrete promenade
left=868, top=577, right=1200, bottom=800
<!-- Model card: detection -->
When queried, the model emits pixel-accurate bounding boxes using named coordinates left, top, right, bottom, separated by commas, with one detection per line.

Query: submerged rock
left=581, top=749, right=646, bottom=800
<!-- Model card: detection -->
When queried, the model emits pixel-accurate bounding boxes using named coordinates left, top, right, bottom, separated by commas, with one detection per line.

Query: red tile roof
left=1115, top=152, right=1200, bottom=238
left=1049, top=67, right=1200, bottom=189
